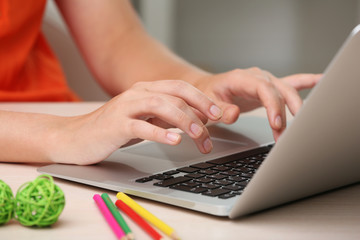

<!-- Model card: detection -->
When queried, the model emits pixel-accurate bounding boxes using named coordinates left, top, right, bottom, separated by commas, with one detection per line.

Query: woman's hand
left=194, top=68, right=322, bottom=140
left=51, top=80, right=222, bottom=165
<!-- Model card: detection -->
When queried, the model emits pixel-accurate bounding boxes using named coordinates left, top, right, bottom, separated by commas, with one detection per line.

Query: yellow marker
left=117, top=192, right=180, bottom=240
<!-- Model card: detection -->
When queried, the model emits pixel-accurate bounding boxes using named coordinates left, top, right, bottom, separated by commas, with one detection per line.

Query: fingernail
left=275, top=116, right=282, bottom=129
left=191, top=123, right=203, bottom=137
left=203, top=138, right=213, bottom=153
left=209, top=105, right=222, bottom=119
left=166, top=132, right=180, bottom=143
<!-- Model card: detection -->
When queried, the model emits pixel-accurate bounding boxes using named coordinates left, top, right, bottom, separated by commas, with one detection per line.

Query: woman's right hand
left=50, top=80, right=223, bottom=165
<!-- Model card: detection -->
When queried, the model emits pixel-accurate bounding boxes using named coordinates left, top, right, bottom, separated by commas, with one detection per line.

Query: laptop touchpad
left=123, top=134, right=246, bottom=163
left=120, top=116, right=273, bottom=165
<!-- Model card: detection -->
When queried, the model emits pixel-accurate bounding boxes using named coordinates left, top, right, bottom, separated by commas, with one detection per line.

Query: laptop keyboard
left=135, top=145, right=273, bottom=199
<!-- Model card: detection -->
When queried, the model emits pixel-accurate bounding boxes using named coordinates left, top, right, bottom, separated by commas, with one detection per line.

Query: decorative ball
left=14, top=174, right=65, bottom=227
left=0, top=180, right=15, bottom=225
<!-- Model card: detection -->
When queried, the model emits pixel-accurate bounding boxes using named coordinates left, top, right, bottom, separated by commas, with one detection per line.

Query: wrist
left=44, top=114, right=90, bottom=165
left=176, top=67, right=212, bottom=89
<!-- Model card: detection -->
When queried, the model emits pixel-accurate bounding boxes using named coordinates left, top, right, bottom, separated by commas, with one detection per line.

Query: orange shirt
left=0, top=0, right=80, bottom=101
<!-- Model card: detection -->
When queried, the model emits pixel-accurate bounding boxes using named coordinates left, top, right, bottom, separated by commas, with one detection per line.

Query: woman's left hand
left=194, top=67, right=322, bottom=140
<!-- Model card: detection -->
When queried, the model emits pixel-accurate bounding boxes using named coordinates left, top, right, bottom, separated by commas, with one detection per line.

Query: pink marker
left=93, top=194, right=127, bottom=240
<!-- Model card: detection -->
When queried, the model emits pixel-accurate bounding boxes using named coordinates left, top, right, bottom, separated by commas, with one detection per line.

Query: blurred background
left=43, top=0, right=360, bottom=101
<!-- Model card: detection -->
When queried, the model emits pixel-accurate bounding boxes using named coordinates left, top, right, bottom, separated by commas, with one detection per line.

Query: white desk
left=0, top=103, right=359, bottom=240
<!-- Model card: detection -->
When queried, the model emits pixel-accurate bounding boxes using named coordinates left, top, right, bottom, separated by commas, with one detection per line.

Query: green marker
left=101, top=193, right=134, bottom=240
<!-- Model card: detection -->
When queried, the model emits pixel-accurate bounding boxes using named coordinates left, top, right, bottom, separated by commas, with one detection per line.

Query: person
left=0, top=0, right=321, bottom=165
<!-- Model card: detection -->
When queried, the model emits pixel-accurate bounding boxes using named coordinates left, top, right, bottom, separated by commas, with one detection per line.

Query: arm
left=0, top=1, right=320, bottom=164
left=0, top=111, right=62, bottom=163
left=55, top=0, right=321, bottom=140
left=54, top=0, right=208, bottom=95
left=0, top=81, right=222, bottom=164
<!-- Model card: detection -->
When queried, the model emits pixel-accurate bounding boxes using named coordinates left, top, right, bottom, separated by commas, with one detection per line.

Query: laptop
left=38, top=25, right=360, bottom=219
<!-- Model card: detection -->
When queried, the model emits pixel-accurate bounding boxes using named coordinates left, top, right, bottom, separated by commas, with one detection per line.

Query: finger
left=127, top=119, right=182, bottom=145
left=272, top=127, right=284, bottom=142
left=266, top=73, right=303, bottom=115
left=137, top=80, right=223, bottom=121
left=281, top=73, right=322, bottom=90
left=126, top=95, right=213, bottom=153
left=128, top=119, right=212, bottom=154
left=189, top=107, right=208, bottom=125
left=221, top=69, right=286, bottom=130
left=217, top=102, right=240, bottom=124
left=147, top=117, right=212, bottom=154
left=243, top=69, right=287, bottom=131
left=148, top=107, right=208, bottom=129
left=256, top=81, right=287, bottom=132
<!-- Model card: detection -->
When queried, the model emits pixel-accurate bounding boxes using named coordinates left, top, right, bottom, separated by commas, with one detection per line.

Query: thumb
left=217, top=102, right=240, bottom=124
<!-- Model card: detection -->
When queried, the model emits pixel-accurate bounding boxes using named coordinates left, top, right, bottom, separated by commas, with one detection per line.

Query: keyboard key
left=202, top=188, right=231, bottom=197
left=135, top=177, right=153, bottom=183
left=181, top=181, right=201, bottom=188
left=150, top=174, right=173, bottom=180
left=223, top=184, right=243, bottom=191
left=163, top=170, right=180, bottom=175
left=207, top=158, right=235, bottom=165
left=233, top=167, right=252, bottom=173
left=154, top=176, right=191, bottom=187
left=190, top=162, right=215, bottom=169
left=219, top=193, right=237, bottom=199
left=225, top=162, right=243, bottom=168
left=222, top=170, right=240, bottom=176
left=246, top=164, right=261, bottom=169
left=195, top=177, right=213, bottom=183
left=240, top=173, right=254, bottom=178
left=213, top=180, right=234, bottom=186
left=252, top=155, right=266, bottom=160
left=207, top=147, right=270, bottom=165
left=227, top=176, right=248, bottom=182
left=232, top=190, right=244, bottom=195
left=236, top=180, right=249, bottom=187
left=185, top=173, right=206, bottom=179
left=207, top=174, right=227, bottom=180
left=211, top=166, right=231, bottom=171
left=177, top=167, right=199, bottom=173
left=239, top=158, right=252, bottom=164
left=170, top=185, right=208, bottom=193
left=199, top=169, right=218, bottom=175
left=201, top=183, right=221, bottom=189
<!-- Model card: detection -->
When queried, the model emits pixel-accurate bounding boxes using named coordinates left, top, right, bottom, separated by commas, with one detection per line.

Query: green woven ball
left=14, top=174, right=65, bottom=227
left=0, top=180, right=15, bottom=225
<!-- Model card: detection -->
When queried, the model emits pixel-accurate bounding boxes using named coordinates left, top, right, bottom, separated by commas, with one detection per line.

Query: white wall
left=173, top=0, right=358, bottom=77
left=139, top=0, right=176, bottom=49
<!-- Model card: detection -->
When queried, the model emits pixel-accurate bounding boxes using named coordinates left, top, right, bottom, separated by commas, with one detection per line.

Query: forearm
left=0, top=78, right=223, bottom=164
left=55, top=0, right=210, bottom=95
left=0, top=111, right=63, bottom=163
left=0, top=109, right=114, bottom=165
left=100, top=29, right=211, bottom=94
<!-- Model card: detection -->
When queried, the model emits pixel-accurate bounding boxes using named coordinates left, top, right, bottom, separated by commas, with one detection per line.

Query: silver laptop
left=38, top=25, right=360, bottom=219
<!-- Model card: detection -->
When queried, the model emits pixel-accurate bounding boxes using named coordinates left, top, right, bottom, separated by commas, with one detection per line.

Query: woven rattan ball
left=14, top=175, right=65, bottom=227
left=0, top=180, right=15, bottom=225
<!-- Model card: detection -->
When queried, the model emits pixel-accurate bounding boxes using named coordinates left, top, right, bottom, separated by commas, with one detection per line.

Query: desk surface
left=0, top=103, right=359, bottom=240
